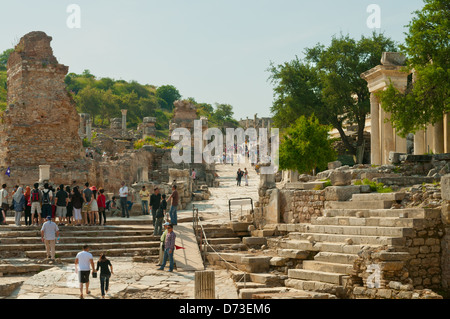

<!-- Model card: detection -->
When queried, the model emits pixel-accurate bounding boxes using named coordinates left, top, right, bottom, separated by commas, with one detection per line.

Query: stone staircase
left=0, top=223, right=160, bottom=276
left=267, top=192, right=431, bottom=298
left=200, top=222, right=251, bottom=252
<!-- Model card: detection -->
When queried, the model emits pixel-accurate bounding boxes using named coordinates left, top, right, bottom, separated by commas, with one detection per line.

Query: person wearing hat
left=40, top=215, right=60, bottom=260
left=157, top=222, right=170, bottom=266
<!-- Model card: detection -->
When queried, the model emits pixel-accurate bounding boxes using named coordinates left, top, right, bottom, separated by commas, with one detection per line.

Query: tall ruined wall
left=0, top=31, right=83, bottom=177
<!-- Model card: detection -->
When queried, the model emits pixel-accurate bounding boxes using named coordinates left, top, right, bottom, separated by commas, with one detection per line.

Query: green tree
left=279, top=115, right=336, bottom=173
left=156, top=85, right=181, bottom=110
left=379, top=0, right=449, bottom=136
left=212, top=103, right=239, bottom=127
left=269, top=33, right=397, bottom=155
left=0, top=49, right=13, bottom=71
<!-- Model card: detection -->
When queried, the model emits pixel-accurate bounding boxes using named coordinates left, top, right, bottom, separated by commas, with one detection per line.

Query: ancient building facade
left=0, top=31, right=87, bottom=185
left=239, top=114, right=272, bottom=131
left=361, top=52, right=450, bottom=165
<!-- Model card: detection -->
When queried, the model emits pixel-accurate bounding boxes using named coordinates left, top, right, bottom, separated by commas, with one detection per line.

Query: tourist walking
left=41, top=215, right=60, bottom=260
left=157, top=222, right=169, bottom=266
left=154, top=194, right=167, bottom=236
left=24, top=186, right=32, bottom=226
left=89, top=186, right=99, bottom=226
left=158, top=224, right=176, bottom=272
left=41, top=183, right=53, bottom=222
left=236, top=169, right=244, bottom=186
left=119, top=181, right=129, bottom=218
left=96, top=253, right=114, bottom=299
left=75, top=245, right=96, bottom=299
left=139, top=186, right=150, bottom=216
left=30, top=183, right=42, bottom=226
left=150, top=187, right=161, bottom=227
left=167, top=185, right=179, bottom=226
left=72, top=187, right=83, bottom=226
left=12, top=186, right=26, bottom=226
left=97, top=188, right=106, bottom=225
left=55, top=184, right=69, bottom=226
left=65, top=186, right=73, bottom=226
left=244, top=168, right=249, bottom=186
left=82, top=183, right=93, bottom=226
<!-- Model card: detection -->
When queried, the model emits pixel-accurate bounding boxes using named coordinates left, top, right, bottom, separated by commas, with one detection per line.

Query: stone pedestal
left=86, top=118, right=92, bottom=142
left=39, top=165, right=50, bottom=183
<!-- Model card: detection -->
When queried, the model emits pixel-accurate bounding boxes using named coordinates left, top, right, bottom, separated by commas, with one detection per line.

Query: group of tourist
left=0, top=182, right=111, bottom=227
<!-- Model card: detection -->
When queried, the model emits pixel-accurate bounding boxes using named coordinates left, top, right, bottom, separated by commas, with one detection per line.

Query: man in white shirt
left=0, top=184, right=9, bottom=215
left=75, top=245, right=97, bottom=299
left=119, top=181, right=129, bottom=218
left=41, top=216, right=60, bottom=260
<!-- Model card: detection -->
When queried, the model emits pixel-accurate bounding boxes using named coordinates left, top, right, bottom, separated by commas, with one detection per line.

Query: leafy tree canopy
left=269, top=32, right=397, bottom=155
left=379, top=0, right=449, bottom=136
left=156, top=85, right=181, bottom=111
left=279, top=115, right=336, bottom=173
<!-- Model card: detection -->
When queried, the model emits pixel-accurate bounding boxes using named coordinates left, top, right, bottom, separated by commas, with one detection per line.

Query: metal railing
left=228, top=197, right=254, bottom=220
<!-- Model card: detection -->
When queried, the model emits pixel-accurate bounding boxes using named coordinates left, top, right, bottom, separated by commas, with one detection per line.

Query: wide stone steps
left=324, top=200, right=392, bottom=210
left=323, top=208, right=430, bottom=219
left=0, top=229, right=155, bottom=238
left=293, top=224, right=413, bottom=237
left=0, top=263, right=54, bottom=275
left=351, top=193, right=406, bottom=202
left=203, top=237, right=242, bottom=245
left=0, top=235, right=158, bottom=245
left=313, top=252, right=359, bottom=265
left=288, top=231, right=405, bottom=245
left=313, top=216, right=417, bottom=228
left=284, top=278, right=345, bottom=298
left=302, top=260, right=353, bottom=274
left=25, top=247, right=160, bottom=259
left=0, top=241, right=159, bottom=253
left=288, top=269, right=346, bottom=285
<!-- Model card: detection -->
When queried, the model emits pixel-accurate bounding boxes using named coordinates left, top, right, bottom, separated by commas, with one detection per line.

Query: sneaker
left=157, top=268, right=164, bottom=271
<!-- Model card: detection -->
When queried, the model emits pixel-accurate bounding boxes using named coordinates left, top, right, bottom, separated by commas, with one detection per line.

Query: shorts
left=79, top=270, right=90, bottom=283
left=30, top=202, right=42, bottom=215
left=82, top=203, right=91, bottom=213
left=56, top=206, right=67, bottom=218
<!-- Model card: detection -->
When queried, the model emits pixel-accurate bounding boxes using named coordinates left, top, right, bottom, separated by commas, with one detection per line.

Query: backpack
left=31, top=189, right=40, bottom=202
left=42, top=190, right=50, bottom=205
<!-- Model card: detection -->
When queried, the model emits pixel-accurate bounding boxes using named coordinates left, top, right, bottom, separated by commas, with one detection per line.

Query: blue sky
left=0, top=0, right=425, bottom=120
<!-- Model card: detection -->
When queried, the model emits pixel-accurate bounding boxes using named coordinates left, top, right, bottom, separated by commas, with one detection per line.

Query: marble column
left=395, top=129, right=407, bottom=153
left=121, top=109, right=128, bottom=133
left=370, top=93, right=381, bottom=165
left=433, top=118, right=445, bottom=154
left=414, top=130, right=426, bottom=155
left=444, top=113, right=450, bottom=153
left=382, top=109, right=395, bottom=165
left=426, top=124, right=434, bottom=154
left=86, top=118, right=92, bottom=142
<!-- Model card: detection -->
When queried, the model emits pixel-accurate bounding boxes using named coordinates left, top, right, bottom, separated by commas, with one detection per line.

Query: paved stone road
left=3, top=163, right=258, bottom=299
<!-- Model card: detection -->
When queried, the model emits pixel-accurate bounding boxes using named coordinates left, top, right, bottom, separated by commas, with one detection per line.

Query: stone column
left=39, top=165, right=50, bottom=183
left=426, top=124, right=434, bottom=154
left=370, top=93, right=381, bottom=165
left=395, top=129, right=407, bottom=153
left=121, top=109, right=128, bottom=133
left=86, top=118, right=92, bottom=142
left=433, top=118, right=445, bottom=154
left=195, top=271, right=215, bottom=299
left=445, top=113, right=450, bottom=153
left=414, top=130, right=426, bottom=155
left=381, top=109, right=395, bottom=165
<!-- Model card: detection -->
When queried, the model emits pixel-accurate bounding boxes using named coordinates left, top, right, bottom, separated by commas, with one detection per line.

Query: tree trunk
left=335, top=123, right=356, bottom=155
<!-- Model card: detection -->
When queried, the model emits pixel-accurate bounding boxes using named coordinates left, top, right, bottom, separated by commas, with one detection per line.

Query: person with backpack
left=55, top=184, right=69, bottom=226
left=71, top=187, right=83, bottom=226
left=41, top=183, right=53, bottom=223
left=30, top=183, right=42, bottom=226
left=65, top=186, right=73, bottom=226
left=154, top=194, right=167, bottom=236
